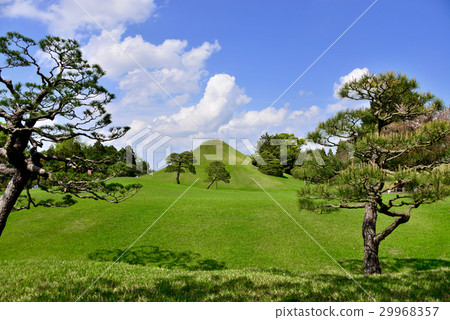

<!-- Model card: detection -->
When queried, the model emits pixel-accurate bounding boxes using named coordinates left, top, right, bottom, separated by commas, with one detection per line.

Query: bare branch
left=322, top=202, right=366, bottom=209
left=0, top=72, right=20, bottom=101
left=26, top=160, right=50, bottom=178
left=375, top=205, right=415, bottom=243
left=0, top=147, right=7, bottom=159
left=0, top=164, right=16, bottom=175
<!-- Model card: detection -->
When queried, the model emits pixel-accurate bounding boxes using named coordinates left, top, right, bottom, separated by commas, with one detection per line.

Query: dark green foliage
left=303, top=71, right=449, bottom=210
left=300, top=71, right=450, bottom=274
left=205, top=161, right=231, bottom=189
left=42, top=139, right=143, bottom=180
left=14, top=193, right=77, bottom=211
left=165, top=151, right=196, bottom=184
left=0, top=129, right=7, bottom=148
left=0, top=32, right=141, bottom=233
left=338, top=72, right=445, bottom=134
left=257, top=151, right=284, bottom=177
left=335, top=140, right=352, bottom=162
left=89, top=245, right=226, bottom=271
left=254, top=132, right=305, bottom=175
left=291, top=149, right=347, bottom=183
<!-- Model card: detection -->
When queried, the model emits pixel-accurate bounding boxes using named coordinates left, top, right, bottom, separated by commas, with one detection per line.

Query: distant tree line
left=0, top=137, right=148, bottom=191
left=45, top=138, right=149, bottom=178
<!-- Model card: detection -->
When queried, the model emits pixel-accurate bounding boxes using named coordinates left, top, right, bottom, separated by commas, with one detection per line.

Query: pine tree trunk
left=362, top=201, right=381, bottom=274
left=176, top=172, right=180, bottom=184
left=206, top=180, right=214, bottom=189
left=0, top=170, right=29, bottom=237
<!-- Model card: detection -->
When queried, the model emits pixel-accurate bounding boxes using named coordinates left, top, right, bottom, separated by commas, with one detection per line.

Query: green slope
left=0, top=139, right=448, bottom=302
left=151, top=139, right=303, bottom=190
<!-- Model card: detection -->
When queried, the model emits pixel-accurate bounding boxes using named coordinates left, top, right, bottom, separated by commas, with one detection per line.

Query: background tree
left=0, top=32, right=142, bottom=237
left=291, top=149, right=347, bottom=183
left=165, top=151, right=196, bottom=184
left=300, top=71, right=449, bottom=274
left=254, top=132, right=305, bottom=176
left=205, top=161, right=231, bottom=189
left=46, top=137, right=85, bottom=159
left=257, top=150, right=284, bottom=177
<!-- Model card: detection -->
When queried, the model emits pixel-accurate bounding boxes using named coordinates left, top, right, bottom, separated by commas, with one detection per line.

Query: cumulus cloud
left=327, top=67, right=370, bottom=113
left=218, top=107, right=288, bottom=137
left=288, top=105, right=320, bottom=120
left=150, top=74, right=251, bottom=135
left=82, top=27, right=220, bottom=80
left=1, top=0, right=157, bottom=37
left=333, top=67, right=369, bottom=99
left=80, top=27, right=221, bottom=108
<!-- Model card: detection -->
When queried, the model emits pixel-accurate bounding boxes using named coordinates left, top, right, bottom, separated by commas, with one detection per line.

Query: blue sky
left=1, top=0, right=450, bottom=159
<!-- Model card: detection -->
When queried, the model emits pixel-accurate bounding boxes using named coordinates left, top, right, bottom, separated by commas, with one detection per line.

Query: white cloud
left=82, top=27, right=185, bottom=78
left=166, top=93, right=191, bottom=107
left=181, top=41, right=222, bottom=71
left=150, top=73, right=251, bottom=135
left=118, top=66, right=203, bottom=103
left=299, top=89, right=313, bottom=96
left=327, top=68, right=370, bottom=113
left=218, top=107, right=288, bottom=137
left=81, top=27, right=220, bottom=108
left=82, top=27, right=220, bottom=80
left=333, top=67, right=369, bottom=99
left=1, top=0, right=157, bottom=37
left=288, top=105, right=320, bottom=120
left=1, top=0, right=53, bottom=22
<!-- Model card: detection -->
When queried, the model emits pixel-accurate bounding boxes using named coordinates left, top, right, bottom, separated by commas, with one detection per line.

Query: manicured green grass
left=0, top=260, right=447, bottom=301
left=1, top=173, right=448, bottom=273
left=0, top=140, right=448, bottom=301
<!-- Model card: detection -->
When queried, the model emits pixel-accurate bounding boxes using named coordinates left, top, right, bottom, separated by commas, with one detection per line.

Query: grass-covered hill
left=0, top=140, right=448, bottom=301
left=151, top=139, right=302, bottom=190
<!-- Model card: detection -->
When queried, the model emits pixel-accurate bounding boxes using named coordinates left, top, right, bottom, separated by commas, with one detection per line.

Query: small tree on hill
left=205, top=161, right=231, bottom=189
left=300, top=71, right=450, bottom=274
left=0, top=32, right=142, bottom=237
left=165, top=151, right=196, bottom=184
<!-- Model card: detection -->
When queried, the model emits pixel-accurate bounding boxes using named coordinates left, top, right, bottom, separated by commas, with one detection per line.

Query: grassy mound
left=150, top=139, right=302, bottom=190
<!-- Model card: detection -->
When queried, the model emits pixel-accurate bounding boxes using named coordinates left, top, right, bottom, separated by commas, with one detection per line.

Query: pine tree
left=300, top=72, right=450, bottom=274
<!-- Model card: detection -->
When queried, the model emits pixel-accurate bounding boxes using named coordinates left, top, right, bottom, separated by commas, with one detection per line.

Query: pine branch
left=375, top=205, right=415, bottom=243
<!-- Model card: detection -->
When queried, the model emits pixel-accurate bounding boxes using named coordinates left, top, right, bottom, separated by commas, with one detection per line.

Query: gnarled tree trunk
left=206, top=179, right=215, bottom=189
left=0, top=170, right=29, bottom=237
left=362, top=200, right=381, bottom=274
left=176, top=172, right=180, bottom=184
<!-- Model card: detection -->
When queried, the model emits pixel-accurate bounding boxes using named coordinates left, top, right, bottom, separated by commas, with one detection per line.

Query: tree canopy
left=299, top=71, right=449, bottom=274
left=0, top=32, right=142, bottom=237
left=165, top=151, right=196, bottom=184
left=254, top=132, right=305, bottom=176
left=205, top=161, right=231, bottom=189
left=291, top=148, right=346, bottom=183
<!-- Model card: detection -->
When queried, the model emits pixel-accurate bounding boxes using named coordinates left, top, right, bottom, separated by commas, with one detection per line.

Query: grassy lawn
left=0, top=142, right=448, bottom=301
left=0, top=260, right=447, bottom=302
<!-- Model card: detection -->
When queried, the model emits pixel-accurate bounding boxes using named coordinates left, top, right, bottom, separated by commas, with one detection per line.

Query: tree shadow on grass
left=338, top=258, right=450, bottom=274
left=88, top=245, right=226, bottom=271
left=68, top=268, right=449, bottom=302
